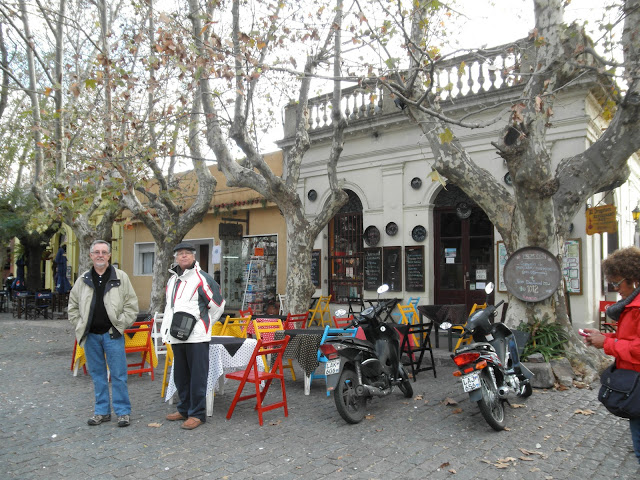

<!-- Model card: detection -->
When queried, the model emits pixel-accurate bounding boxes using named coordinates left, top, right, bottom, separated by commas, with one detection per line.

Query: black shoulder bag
left=598, top=363, right=640, bottom=419
left=169, top=279, right=197, bottom=341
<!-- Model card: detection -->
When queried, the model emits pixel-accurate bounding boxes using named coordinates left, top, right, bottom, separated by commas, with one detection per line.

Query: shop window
left=329, top=190, right=363, bottom=303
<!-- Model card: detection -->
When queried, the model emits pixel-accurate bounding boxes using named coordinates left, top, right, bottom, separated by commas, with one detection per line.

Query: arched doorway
left=433, top=185, right=494, bottom=312
left=328, top=190, right=363, bottom=304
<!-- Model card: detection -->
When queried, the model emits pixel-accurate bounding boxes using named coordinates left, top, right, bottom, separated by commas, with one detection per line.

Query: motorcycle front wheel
left=334, top=367, right=367, bottom=424
left=397, top=365, right=414, bottom=398
left=477, top=368, right=506, bottom=431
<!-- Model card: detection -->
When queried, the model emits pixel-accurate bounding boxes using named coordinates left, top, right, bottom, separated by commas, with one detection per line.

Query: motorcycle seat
left=327, top=337, right=373, bottom=349
left=457, top=342, right=494, bottom=353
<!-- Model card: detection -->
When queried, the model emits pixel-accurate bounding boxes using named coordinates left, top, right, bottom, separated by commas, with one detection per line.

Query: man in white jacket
left=162, top=242, right=225, bottom=430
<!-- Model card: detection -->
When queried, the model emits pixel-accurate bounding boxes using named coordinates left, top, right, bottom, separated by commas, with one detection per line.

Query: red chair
left=284, top=312, right=307, bottom=330
left=599, top=301, right=617, bottom=332
left=123, top=319, right=156, bottom=380
left=239, top=307, right=254, bottom=318
left=333, top=314, right=354, bottom=329
left=225, top=336, right=290, bottom=426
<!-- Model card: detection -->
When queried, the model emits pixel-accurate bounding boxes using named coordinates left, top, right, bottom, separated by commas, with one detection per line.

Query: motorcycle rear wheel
left=477, top=368, right=506, bottom=431
left=398, top=366, right=414, bottom=398
left=334, top=367, right=367, bottom=424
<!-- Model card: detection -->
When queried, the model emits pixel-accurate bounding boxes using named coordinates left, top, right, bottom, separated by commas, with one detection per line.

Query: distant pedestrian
left=583, top=246, right=640, bottom=464
left=68, top=240, right=139, bottom=428
left=161, top=242, right=225, bottom=430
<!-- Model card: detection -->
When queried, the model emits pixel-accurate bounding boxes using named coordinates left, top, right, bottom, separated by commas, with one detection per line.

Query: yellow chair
left=217, top=315, right=251, bottom=338
left=253, top=319, right=296, bottom=380
left=397, top=303, right=423, bottom=346
left=452, top=303, right=487, bottom=351
left=307, top=295, right=331, bottom=327
left=161, top=343, right=174, bottom=398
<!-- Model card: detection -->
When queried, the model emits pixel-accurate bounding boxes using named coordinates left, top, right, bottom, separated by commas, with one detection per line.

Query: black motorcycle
left=441, top=282, right=533, bottom=431
left=321, top=284, right=413, bottom=424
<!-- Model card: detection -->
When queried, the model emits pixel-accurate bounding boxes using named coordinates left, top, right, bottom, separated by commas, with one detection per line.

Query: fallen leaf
left=365, top=414, right=375, bottom=420
left=510, top=403, right=526, bottom=408
left=269, top=419, right=282, bottom=426
left=574, top=381, right=589, bottom=389
left=519, top=457, right=534, bottom=461
left=574, top=409, right=595, bottom=416
left=504, top=427, right=511, bottom=431
left=555, top=447, right=567, bottom=452
left=439, top=462, right=450, bottom=468
left=415, top=394, right=424, bottom=401
left=147, top=422, right=162, bottom=428
left=444, top=397, right=458, bottom=406
left=530, top=467, right=541, bottom=472
left=518, top=447, right=548, bottom=459
left=556, top=384, right=569, bottom=391
left=448, top=468, right=457, bottom=474
left=497, top=457, right=518, bottom=463
left=452, top=408, right=463, bottom=414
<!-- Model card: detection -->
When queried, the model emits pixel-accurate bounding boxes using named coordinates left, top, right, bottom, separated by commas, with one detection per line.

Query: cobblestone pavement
left=1, top=314, right=638, bottom=479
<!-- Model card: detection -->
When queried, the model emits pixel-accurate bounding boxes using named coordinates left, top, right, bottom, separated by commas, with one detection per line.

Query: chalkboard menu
left=405, top=246, right=425, bottom=291
left=503, top=246, right=561, bottom=302
left=310, top=250, right=321, bottom=288
left=364, top=248, right=382, bottom=291
left=383, top=246, right=402, bottom=292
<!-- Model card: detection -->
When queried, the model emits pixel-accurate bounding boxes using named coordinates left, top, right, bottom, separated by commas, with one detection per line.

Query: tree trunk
left=149, top=246, right=175, bottom=315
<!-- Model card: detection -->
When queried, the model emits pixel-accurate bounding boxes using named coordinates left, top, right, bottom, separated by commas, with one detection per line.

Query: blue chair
left=392, top=297, right=420, bottom=323
left=306, top=326, right=357, bottom=395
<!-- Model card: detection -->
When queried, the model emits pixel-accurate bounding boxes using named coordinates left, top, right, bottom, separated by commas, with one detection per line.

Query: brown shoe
left=181, top=417, right=203, bottom=430
left=166, top=412, right=187, bottom=421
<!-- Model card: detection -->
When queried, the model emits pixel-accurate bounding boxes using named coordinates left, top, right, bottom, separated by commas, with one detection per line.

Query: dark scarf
left=606, top=285, right=640, bottom=321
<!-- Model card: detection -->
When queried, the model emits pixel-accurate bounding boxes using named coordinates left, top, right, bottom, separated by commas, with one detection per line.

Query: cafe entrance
left=433, top=185, right=494, bottom=313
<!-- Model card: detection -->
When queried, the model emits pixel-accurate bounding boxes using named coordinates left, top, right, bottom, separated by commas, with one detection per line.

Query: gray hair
left=90, top=240, right=111, bottom=254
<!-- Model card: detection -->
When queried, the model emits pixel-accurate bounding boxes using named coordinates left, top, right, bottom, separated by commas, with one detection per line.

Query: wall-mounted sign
left=586, top=205, right=617, bottom=235
left=503, top=246, right=561, bottom=302
left=562, top=238, right=582, bottom=294
left=310, top=250, right=321, bottom=288
left=219, top=223, right=243, bottom=239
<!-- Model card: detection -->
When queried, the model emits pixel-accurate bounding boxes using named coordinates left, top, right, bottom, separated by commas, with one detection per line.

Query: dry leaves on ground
left=510, top=403, right=526, bottom=408
left=574, top=408, right=595, bottom=415
left=148, top=422, right=162, bottom=428
left=481, top=457, right=518, bottom=469
left=443, top=397, right=458, bottom=406
left=518, top=447, right=548, bottom=459
left=365, top=414, right=375, bottom=420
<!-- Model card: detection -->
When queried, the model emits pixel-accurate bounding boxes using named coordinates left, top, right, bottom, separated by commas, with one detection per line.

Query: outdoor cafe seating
left=397, top=303, right=436, bottom=381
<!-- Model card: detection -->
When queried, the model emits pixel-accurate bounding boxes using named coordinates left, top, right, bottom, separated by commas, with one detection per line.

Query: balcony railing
left=301, top=42, right=533, bottom=133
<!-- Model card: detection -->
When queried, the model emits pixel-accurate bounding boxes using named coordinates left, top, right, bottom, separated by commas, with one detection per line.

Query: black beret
left=173, top=242, right=197, bottom=253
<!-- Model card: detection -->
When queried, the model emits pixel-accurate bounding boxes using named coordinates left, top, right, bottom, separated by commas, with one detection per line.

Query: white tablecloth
left=165, top=337, right=263, bottom=416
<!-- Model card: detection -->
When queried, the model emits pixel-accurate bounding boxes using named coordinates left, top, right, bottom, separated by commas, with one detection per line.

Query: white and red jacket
left=161, top=261, right=225, bottom=344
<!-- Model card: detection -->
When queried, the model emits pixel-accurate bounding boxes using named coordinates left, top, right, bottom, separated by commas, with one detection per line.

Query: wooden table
left=417, top=304, right=467, bottom=351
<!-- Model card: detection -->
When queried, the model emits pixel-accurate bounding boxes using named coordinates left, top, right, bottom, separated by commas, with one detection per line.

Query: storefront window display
left=220, top=235, right=277, bottom=313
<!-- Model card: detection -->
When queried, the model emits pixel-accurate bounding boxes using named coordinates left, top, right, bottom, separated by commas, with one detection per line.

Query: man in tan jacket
left=68, top=240, right=139, bottom=427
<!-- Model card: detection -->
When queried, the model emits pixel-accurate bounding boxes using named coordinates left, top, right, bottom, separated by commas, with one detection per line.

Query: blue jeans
left=84, top=332, right=131, bottom=416
left=630, top=418, right=640, bottom=463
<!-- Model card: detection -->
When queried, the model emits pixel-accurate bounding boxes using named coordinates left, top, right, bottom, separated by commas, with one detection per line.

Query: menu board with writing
left=383, top=246, right=402, bottom=292
left=364, top=248, right=382, bottom=291
left=310, top=250, right=321, bottom=288
left=405, top=246, right=425, bottom=291
left=503, top=246, right=562, bottom=302
left=562, top=238, right=582, bottom=294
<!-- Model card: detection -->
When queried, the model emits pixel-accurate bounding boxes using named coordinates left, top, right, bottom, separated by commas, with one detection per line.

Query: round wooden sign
left=503, top=246, right=561, bottom=302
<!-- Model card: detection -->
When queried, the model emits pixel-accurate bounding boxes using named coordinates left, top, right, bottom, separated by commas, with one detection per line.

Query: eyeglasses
left=175, top=251, right=194, bottom=257
left=610, top=278, right=626, bottom=289
left=91, top=251, right=111, bottom=256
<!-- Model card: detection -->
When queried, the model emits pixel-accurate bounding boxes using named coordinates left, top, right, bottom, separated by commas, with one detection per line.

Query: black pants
left=172, top=342, right=209, bottom=422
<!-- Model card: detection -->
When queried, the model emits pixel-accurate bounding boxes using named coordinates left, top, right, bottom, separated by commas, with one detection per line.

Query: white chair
left=152, top=312, right=166, bottom=356
left=278, top=294, right=287, bottom=315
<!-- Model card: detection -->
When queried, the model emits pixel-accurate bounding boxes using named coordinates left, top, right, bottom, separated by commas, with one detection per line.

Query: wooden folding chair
left=218, top=314, right=251, bottom=338
left=161, top=343, right=174, bottom=398
left=333, top=314, right=354, bottom=329
left=123, top=319, right=157, bottom=380
left=393, top=296, right=420, bottom=323
left=278, top=294, right=287, bottom=315
left=397, top=304, right=421, bottom=345
left=599, top=301, right=617, bottom=332
left=151, top=312, right=166, bottom=356
left=239, top=307, right=254, bottom=318
left=225, top=336, right=291, bottom=426
left=71, top=339, right=88, bottom=376
left=253, top=319, right=296, bottom=380
left=451, top=302, right=487, bottom=351
left=308, top=326, right=357, bottom=395
left=308, top=295, right=331, bottom=327
left=284, top=312, right=307, bottom=330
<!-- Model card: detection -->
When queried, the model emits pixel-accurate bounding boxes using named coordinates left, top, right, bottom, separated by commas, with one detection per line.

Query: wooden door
left=434, top=206, right=494, bottom=313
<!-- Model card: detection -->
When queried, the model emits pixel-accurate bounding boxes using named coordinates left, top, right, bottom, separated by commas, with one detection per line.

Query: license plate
left=325, top=359, right=340, bottom=375
left=461, top=371, right=481, bottom=392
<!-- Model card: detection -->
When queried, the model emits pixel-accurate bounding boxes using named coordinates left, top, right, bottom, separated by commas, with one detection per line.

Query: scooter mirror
left=335, top=309, right=347, bottom=317
left=439, top=322, right=452, bottom=330
left=485, top=282, right=495, bottom=294
left=377, top=284, right=390, bottom=295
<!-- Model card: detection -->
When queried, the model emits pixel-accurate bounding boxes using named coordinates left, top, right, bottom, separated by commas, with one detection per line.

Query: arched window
left=328, top=190, right=363, bottom=303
